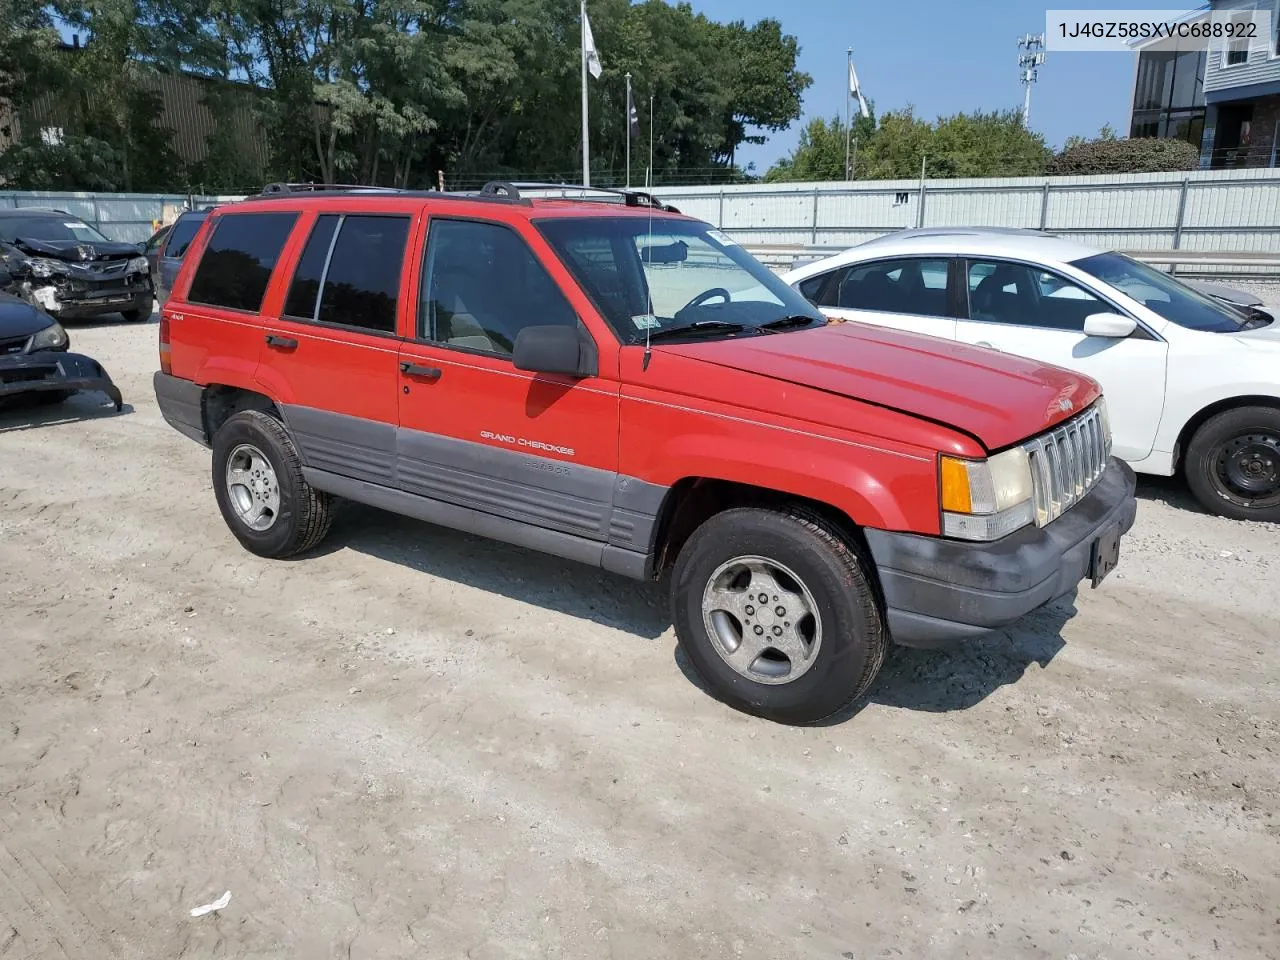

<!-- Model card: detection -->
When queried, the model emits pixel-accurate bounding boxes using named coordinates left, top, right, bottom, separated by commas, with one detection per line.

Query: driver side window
left=420, top=219, right=578, bottom=357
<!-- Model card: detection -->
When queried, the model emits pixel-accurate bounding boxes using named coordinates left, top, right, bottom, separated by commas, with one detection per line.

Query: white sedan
left=780, top=228, right=1280, bottom=522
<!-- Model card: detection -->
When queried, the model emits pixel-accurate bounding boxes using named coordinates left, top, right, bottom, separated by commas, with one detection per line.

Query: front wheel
left=1185, top=405, right=1280, bottom=522
left=211, top=410, right=335, bottom=557
left=670, top=506, right=887, bottom=724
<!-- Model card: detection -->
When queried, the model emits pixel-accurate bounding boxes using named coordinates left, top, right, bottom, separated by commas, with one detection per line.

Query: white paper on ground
left=189, top=890, right=232, bottom=917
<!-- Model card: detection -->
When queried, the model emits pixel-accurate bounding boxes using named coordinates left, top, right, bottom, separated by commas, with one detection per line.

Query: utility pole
left=1017, top=33, right=1046, bottom=127
left=625, top=72, right=632, bottom=189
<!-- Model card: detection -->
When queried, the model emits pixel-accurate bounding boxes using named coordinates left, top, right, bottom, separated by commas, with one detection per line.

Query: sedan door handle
left=400, top=361, right=442, bottom=381
left=975, top=340, right=1000, bottom=351
left=265, top=334, right=298, bottom=349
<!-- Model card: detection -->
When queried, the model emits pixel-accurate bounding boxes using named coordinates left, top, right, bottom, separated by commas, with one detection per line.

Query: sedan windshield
left=536, top=216, right=824, bottom=342
left=0, top=216, right=110, bottom=245
left=1072, top=251, right=1260, bottom=333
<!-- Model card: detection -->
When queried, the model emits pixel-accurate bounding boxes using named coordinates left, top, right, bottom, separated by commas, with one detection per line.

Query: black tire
left=1184, top=405, right=1280, bottom=522
left=670, top=505, right=887, bottom=724
left=211, top=409, right=334, bottom=557
left=120, top=306, right=150, bottom=322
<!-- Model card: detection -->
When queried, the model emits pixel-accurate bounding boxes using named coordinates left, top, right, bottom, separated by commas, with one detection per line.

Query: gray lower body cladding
left=865, top=458, right=1138, bottom=648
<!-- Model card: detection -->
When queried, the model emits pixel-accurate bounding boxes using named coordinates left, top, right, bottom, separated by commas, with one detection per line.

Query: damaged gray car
left=0, top=208, right=154, bottom=322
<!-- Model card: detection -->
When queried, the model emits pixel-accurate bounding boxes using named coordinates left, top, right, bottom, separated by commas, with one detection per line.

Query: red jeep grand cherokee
left=154, top=181, right=1136, bottom=723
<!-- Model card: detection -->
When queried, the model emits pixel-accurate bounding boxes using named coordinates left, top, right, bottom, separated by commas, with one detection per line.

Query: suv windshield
left=536, top=216, right=823, bottom=342
left=0, top=216, right=110, bottom=245
left=1072, top=251, right=1263, bottom=333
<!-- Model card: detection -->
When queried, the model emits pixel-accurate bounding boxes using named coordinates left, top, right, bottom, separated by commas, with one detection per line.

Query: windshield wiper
left=643, top=320, right=749, bottom=342
left=758, top=314, right=823, bottom=333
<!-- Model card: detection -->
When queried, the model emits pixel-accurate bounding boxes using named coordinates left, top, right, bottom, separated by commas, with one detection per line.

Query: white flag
left=583, top=7, right=603, bottom=80
left=849, top=60, right=870, bottom=119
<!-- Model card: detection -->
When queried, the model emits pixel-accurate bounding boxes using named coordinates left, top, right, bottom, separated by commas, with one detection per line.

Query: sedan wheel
left=1186, top=406, right=1280, bottom=522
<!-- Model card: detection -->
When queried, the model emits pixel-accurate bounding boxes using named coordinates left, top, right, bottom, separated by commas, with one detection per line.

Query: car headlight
left=940, top=447, right=1036, bottom=541
left=29, top=321, right=69, bottom=351
left=28, top=257, right=70, bottom=279
left=127, top=256, right=149, bottom=273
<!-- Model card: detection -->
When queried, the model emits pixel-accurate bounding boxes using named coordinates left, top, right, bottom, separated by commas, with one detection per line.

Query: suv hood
left=657, top=321, right=1099, bottom=451
left=13, top=237, right=142, bottom=262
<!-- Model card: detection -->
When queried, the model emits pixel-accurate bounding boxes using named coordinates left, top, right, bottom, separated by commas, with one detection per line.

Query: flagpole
left=581, top=0, right=590, bottom=186
left=845, top=47, right=852, bottom=181
left=625, top=72, right=632, bottom=189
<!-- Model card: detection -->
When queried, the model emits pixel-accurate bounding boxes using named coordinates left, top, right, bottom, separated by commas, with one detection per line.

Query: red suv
left=154, top=181, right=1137, bottom=723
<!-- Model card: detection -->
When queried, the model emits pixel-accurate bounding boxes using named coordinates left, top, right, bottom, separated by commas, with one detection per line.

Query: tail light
left=158, top=310, right=172, bottom=373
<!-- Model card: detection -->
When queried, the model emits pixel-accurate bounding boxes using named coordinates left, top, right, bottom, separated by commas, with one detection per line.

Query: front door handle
left=265, top=334, right=298, bottom=349
left=400, top=361, right=442, bottom=381
left=975, top=340, right=1000, bottom=351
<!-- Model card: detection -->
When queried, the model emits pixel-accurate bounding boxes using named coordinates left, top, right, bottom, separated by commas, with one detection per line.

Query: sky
left=685, top=0, right=1195, bottom=172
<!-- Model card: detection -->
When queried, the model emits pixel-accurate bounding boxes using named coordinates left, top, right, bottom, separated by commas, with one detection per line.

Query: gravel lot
left=2, top=318, right=1277, bottom=960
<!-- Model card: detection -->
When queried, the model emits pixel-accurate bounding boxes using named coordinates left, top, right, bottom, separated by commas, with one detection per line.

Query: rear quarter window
left=186, top=211, right=299, bottom=313
left=164, top=215, right=205, bottom=259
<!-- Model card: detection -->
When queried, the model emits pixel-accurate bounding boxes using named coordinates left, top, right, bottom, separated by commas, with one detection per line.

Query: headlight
left=939, top=447, right=1036, bottom=541
left=29, top=322, right=68, bottom=351
left=127, top=256, right=149, bottom=273
left=28, top=257, right=70, bottom=279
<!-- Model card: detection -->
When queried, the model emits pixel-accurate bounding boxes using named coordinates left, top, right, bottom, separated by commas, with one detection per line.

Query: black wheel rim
left=1213, top=430, right=1280, bottom=507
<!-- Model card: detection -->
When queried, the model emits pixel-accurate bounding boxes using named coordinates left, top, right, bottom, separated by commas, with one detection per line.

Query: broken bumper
left=33, top=288, right=153, bottom=320
left=0, top=351, right=123, bottom=410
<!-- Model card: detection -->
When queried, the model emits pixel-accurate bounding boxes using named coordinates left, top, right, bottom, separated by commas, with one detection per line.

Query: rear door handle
left=265, top=334, right=298, bottom=349
left=975, top=340, right=1000, bottom=351
left=400, top=361, right=442, bottom=381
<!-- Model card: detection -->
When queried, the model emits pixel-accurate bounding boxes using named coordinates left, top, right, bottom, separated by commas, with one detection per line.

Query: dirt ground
left=1, top=317, right=1277, bottom=960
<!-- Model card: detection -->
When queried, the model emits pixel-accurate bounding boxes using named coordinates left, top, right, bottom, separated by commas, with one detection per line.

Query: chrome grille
left=1022, top=403, right=1110, bottom=527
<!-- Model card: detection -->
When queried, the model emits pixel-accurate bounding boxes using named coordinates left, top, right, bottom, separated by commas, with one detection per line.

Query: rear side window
left=164, top=215, right=204, bottom=259
left=835, top=258, right=952, bottom=317
left=282, top=214, right=410, bottom=334
left=187, top=212, right=299, bottom=313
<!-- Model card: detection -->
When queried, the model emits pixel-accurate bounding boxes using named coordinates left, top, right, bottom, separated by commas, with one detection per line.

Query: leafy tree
left=2, top=0, right=811, bottom=191
left=763, top=110, right=876, bottom=183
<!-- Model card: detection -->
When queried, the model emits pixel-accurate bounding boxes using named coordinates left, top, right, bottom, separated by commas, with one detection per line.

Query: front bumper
left=39, top=289, right=153, bottom=320
left=0, top=351, right=123, bottom=409
left=865, top=457, right=1138, bottom=648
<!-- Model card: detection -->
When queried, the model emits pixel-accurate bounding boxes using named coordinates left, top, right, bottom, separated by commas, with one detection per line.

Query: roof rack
left=257, top=182, right=406, bottom=196
left=480, top=180, right=681, bottom=213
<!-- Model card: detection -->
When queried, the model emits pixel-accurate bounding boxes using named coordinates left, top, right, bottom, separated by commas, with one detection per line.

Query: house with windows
left=1200, top=0, right=1280, bottom=166
left=1127, top=1, right=1280, bottom=167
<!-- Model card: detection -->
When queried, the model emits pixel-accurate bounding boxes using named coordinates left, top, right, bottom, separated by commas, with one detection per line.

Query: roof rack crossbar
left=492, top=181, right=681, bottom=213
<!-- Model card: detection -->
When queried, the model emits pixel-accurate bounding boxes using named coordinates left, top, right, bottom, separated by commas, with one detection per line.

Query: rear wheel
left=670, top=506, right=887, bottom=724
left=120, top=307, right=149, bottom=322
left=1185, top=405, right=1280, bottom=522
left=211, top=410, right=334, bottom=557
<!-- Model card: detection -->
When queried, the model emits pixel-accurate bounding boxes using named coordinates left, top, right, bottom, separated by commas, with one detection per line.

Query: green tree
left=763, top=110, right=876, bottom=183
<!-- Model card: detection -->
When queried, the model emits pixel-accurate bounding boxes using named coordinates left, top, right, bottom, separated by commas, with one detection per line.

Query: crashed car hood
left=653, top=321, right=1100, bottom=451
left=13, top=237, right=142, bottom=262
left=0, top=293, right=56, bottom=339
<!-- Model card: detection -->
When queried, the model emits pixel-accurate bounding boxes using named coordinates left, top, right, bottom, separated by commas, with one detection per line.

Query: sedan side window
left=420, top=219, right=578, bottom=357
left=836, top=258, right=951, bottom=317
left=967, top=259, right=1115, bottom=332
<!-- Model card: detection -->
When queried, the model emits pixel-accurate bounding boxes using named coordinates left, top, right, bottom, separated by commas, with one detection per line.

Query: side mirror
left=1082, top=312, right=1137, bottom=338
left=512, top=324, right=596, bottom=378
